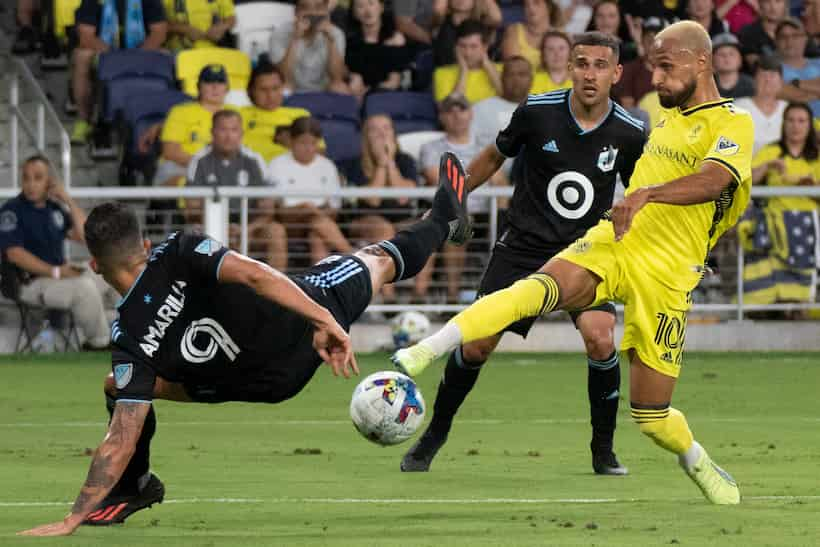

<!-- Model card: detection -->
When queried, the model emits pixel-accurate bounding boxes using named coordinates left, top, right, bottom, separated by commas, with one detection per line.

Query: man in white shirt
left=268, top=0, right=348, bottom=93
left=735, top=55, right=789, bottom=154
left=420, top=94, right=508, bottom=302
left=269, top=116, right=352, bottom=263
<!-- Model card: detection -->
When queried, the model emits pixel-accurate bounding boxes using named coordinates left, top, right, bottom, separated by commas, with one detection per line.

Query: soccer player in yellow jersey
left=393, top=21, right=754, bottom=504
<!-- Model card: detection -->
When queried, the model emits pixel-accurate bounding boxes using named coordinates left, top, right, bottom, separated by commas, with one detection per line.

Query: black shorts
left=184, top=255, right=373, bottom=404
left=477, top=242, right=616, bottom=338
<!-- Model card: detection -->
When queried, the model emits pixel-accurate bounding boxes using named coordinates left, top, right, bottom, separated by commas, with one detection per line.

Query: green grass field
left=1, top=352, right=819, bottom=546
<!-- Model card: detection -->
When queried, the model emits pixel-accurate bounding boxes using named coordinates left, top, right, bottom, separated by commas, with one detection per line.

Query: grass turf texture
left=1, top=352, right=819, bottom=546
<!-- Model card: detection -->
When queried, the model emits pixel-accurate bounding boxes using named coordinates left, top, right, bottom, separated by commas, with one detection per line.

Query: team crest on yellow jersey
left=715, top=136, right=739, bottom=156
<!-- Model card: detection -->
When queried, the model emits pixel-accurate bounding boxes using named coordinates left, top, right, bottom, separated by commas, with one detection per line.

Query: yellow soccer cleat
left=391, top=343, right=437, bottom=378
left=685, top=449, right=740, bottom=505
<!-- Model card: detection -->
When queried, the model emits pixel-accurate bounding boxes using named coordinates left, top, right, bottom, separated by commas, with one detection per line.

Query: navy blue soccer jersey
left=0, top=195, right=72, bottom=265
left=495, top=89, right=647, bottom=254
left=110, top=232, right=314, bottom=403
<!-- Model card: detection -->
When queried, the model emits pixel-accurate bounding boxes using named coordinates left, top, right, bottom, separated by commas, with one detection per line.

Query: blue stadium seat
left=321, top=120, right=362, bottom=163
left=284, top=92, right=361, bottom=126
left=363, top=91, right=438, bottom=134
left=97, top=50, right=176, bottom=123
left=122, top=90, right=192, bottom=156
left=501, top=3, right=525, bottom=24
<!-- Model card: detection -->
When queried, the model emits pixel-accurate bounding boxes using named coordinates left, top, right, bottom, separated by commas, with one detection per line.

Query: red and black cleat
left=83, top=473, right=165, bottom=526
left=433, top=152, right=473, bottom=246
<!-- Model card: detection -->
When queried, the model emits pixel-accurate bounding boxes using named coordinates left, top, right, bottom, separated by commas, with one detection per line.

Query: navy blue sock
left=587, top=351, right=621, bottom=453
left=429, top=347, right=484, bottom=436
left=378, top=217, right=448, bottom=282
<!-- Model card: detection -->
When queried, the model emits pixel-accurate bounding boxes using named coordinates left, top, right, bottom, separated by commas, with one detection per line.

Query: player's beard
left=658, top=77, right=697, bottom=109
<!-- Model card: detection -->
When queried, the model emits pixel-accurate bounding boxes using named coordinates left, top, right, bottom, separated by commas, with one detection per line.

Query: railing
left=8, top=57, right=72, bottom=188
left=0, top=185, right=817, bottom=318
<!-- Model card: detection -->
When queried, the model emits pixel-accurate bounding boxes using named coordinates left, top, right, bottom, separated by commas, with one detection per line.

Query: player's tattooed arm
left=18, top=402, right=149, bottom=536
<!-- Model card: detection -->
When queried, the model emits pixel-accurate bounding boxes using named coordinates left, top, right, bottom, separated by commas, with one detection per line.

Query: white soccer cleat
left=685, top=449, right=740, bottom=505
left=391, top=343, right=437, bottom=378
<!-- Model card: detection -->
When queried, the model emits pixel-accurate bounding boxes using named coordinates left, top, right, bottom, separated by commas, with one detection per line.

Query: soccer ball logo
left=350, top=371, right=426, bottom=445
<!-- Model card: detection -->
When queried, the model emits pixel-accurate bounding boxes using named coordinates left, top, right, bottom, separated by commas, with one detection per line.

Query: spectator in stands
left=472, top=56, right=533, bottom=150
left=614, top=16, right=663, bottom=109
left=269, top=0, right=349, bottom=93
left=150, top=64, right=230, bottom=187
left=269, top=117, right=353, bottom=263
left=340, top=114, right=430, bottom=299
left=164, top=0, right=237, bottom=52
left=421, top=94, right=508, bottom=302
left=12, top=0, right=38, bottom=54
left=433, top=20, right=502, bottom=103
left=775, top=18, right=820, bottom=117
left=241, top=63, right=312, bottom=162
left=562, top=0, right=594, bottom=35
left=715, top=0, right=758, bottom=35
left=736, top=56, right=789, bottom=153
left=742, top=102, right=820, bottom=313
left=434, top=0, right=502, bottom=67
left=0, top=156, right=111, bottom=350
left=530, top=30, right=572, bottom=94
left=70, top=0, right=168, bottom=145
left=585, top=0, right=639, bottom=62
left=712, top=33, right=755, bottom=98
left=738, top=0, right=787, bottom=69
left=394, top=0, right=441, bottom=45
left=346, top=0, right=411, bottom=100
left=500, top=0, right=560, bottom=69
left=686, top=0, right=730, bottom=36
left=186, top=110, right=288, bottom=270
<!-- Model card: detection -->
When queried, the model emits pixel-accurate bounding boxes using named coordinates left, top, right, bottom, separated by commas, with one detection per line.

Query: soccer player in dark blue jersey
left=400, top=32, right=647, bottom=475
left=18, top=153, right=472, bottom=536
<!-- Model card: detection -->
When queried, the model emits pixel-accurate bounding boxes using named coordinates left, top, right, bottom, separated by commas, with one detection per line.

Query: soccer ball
left=350, top=371, right=426, bottom=446
left=391, top=311, right=431, bottom=349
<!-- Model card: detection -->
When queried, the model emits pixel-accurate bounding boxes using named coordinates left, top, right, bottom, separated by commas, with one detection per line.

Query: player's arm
left=217, top=252, right=357, bottom=376
left=18, top=402, right=149, bottom=537
left=465, top=144, right=506, bottom=192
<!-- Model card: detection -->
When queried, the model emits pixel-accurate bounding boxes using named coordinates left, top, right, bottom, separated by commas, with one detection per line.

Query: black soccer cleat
left=401, top=428, right=448, bottom=472
left=82, top=473, right=165, bottom=526
left=592, top=451, right=628, bottom=476
left=433, top=152, right=473, bottom=245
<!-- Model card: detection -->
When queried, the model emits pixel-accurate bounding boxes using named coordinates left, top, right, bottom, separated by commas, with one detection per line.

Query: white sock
left=419, top=322, right=463, bottom=358
left=678, top=440, right=704, bottom=471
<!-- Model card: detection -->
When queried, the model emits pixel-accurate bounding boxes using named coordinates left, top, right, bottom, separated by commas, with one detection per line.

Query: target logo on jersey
left=546, top=171, right=595, bottom=220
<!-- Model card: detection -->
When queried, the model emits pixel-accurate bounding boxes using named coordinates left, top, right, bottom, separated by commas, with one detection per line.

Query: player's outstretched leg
left=84, top=381, right=165, bottom=526
left=630, top=356, right=739, bottom=504
left=401, top=337, right=498, bottom=472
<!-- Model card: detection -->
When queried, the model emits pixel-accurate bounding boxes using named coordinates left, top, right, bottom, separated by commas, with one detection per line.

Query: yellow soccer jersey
left=164, top=0, right=236, bottom=51
left=623, top=98, right=754, bottom=291
left=160, top=102, right=234, bottom=156
left=752, top=143, right=820, bottom=212
left=240, top=105, right=310, bottom=161
left=529, top=71, right=572, bottom=94
left=433, top=64, right=503, bottom=103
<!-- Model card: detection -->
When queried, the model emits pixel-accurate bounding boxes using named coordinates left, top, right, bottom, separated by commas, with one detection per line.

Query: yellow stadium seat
left=54, top=0, right=82, bottom=43
left=176, top=47, right=252, bottom=96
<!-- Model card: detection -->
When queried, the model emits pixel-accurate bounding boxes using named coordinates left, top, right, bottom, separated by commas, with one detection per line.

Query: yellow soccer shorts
left=555, top=221, right=692, bottom=378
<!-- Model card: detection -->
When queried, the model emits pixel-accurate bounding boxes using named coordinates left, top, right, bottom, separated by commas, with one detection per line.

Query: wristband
left=52, top=266, right=61, bottom=280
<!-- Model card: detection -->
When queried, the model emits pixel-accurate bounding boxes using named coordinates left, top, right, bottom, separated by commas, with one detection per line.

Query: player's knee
left=461, top=338, right=498, bottom=364
left=583, top=329, right=614, bottom=361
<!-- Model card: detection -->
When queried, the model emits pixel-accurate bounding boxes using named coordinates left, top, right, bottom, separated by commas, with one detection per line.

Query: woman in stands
left=585, top=0, right=638, bottom=62
left=742, top=102, right=820, bottom=315
left=340, top=114, right=432, bottom=301
left=530, top=29, right=572, bottom=94
left=346, top=0, right=412, bottom=100
left=268, top=117, right=354, bottom=266
left=500, top=0, right=561, bottom=68
left=433, top=0, right=503, bottom=67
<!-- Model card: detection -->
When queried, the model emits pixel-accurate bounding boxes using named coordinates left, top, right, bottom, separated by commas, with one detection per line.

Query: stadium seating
left=363, top=92, right=438, bottom=134
left=397, top=131, right=445, bottom=164
left=284, top=92, right=362, bottom=161
left=177, top=48, right=253, bottom=96
left=97, top=50, right=176, bottom=124
left=233, top=1, right=296, bottom=64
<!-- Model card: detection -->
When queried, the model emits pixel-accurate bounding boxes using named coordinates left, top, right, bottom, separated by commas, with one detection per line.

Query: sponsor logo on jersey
left=644, top=141, right=697, bottom=168
left=181, top=317, right=240, bottom=363
left=542, top=140, right=559, bottom=153
left=114, top=363, right=133, bottom=389
left=194, top=238, right=223, bottom=256
left=597, top=145, right=618, bottom=172
left=715, top=136, right=739, bottom=156
left=686, top=124, right=703, bottom=143
left=140, top=280, right=186, bottom=357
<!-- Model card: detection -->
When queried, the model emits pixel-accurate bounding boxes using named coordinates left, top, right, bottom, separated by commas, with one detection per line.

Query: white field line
left=1, top=417, right=820, bottom=428
left=1, top=495, right=818, bottom=508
